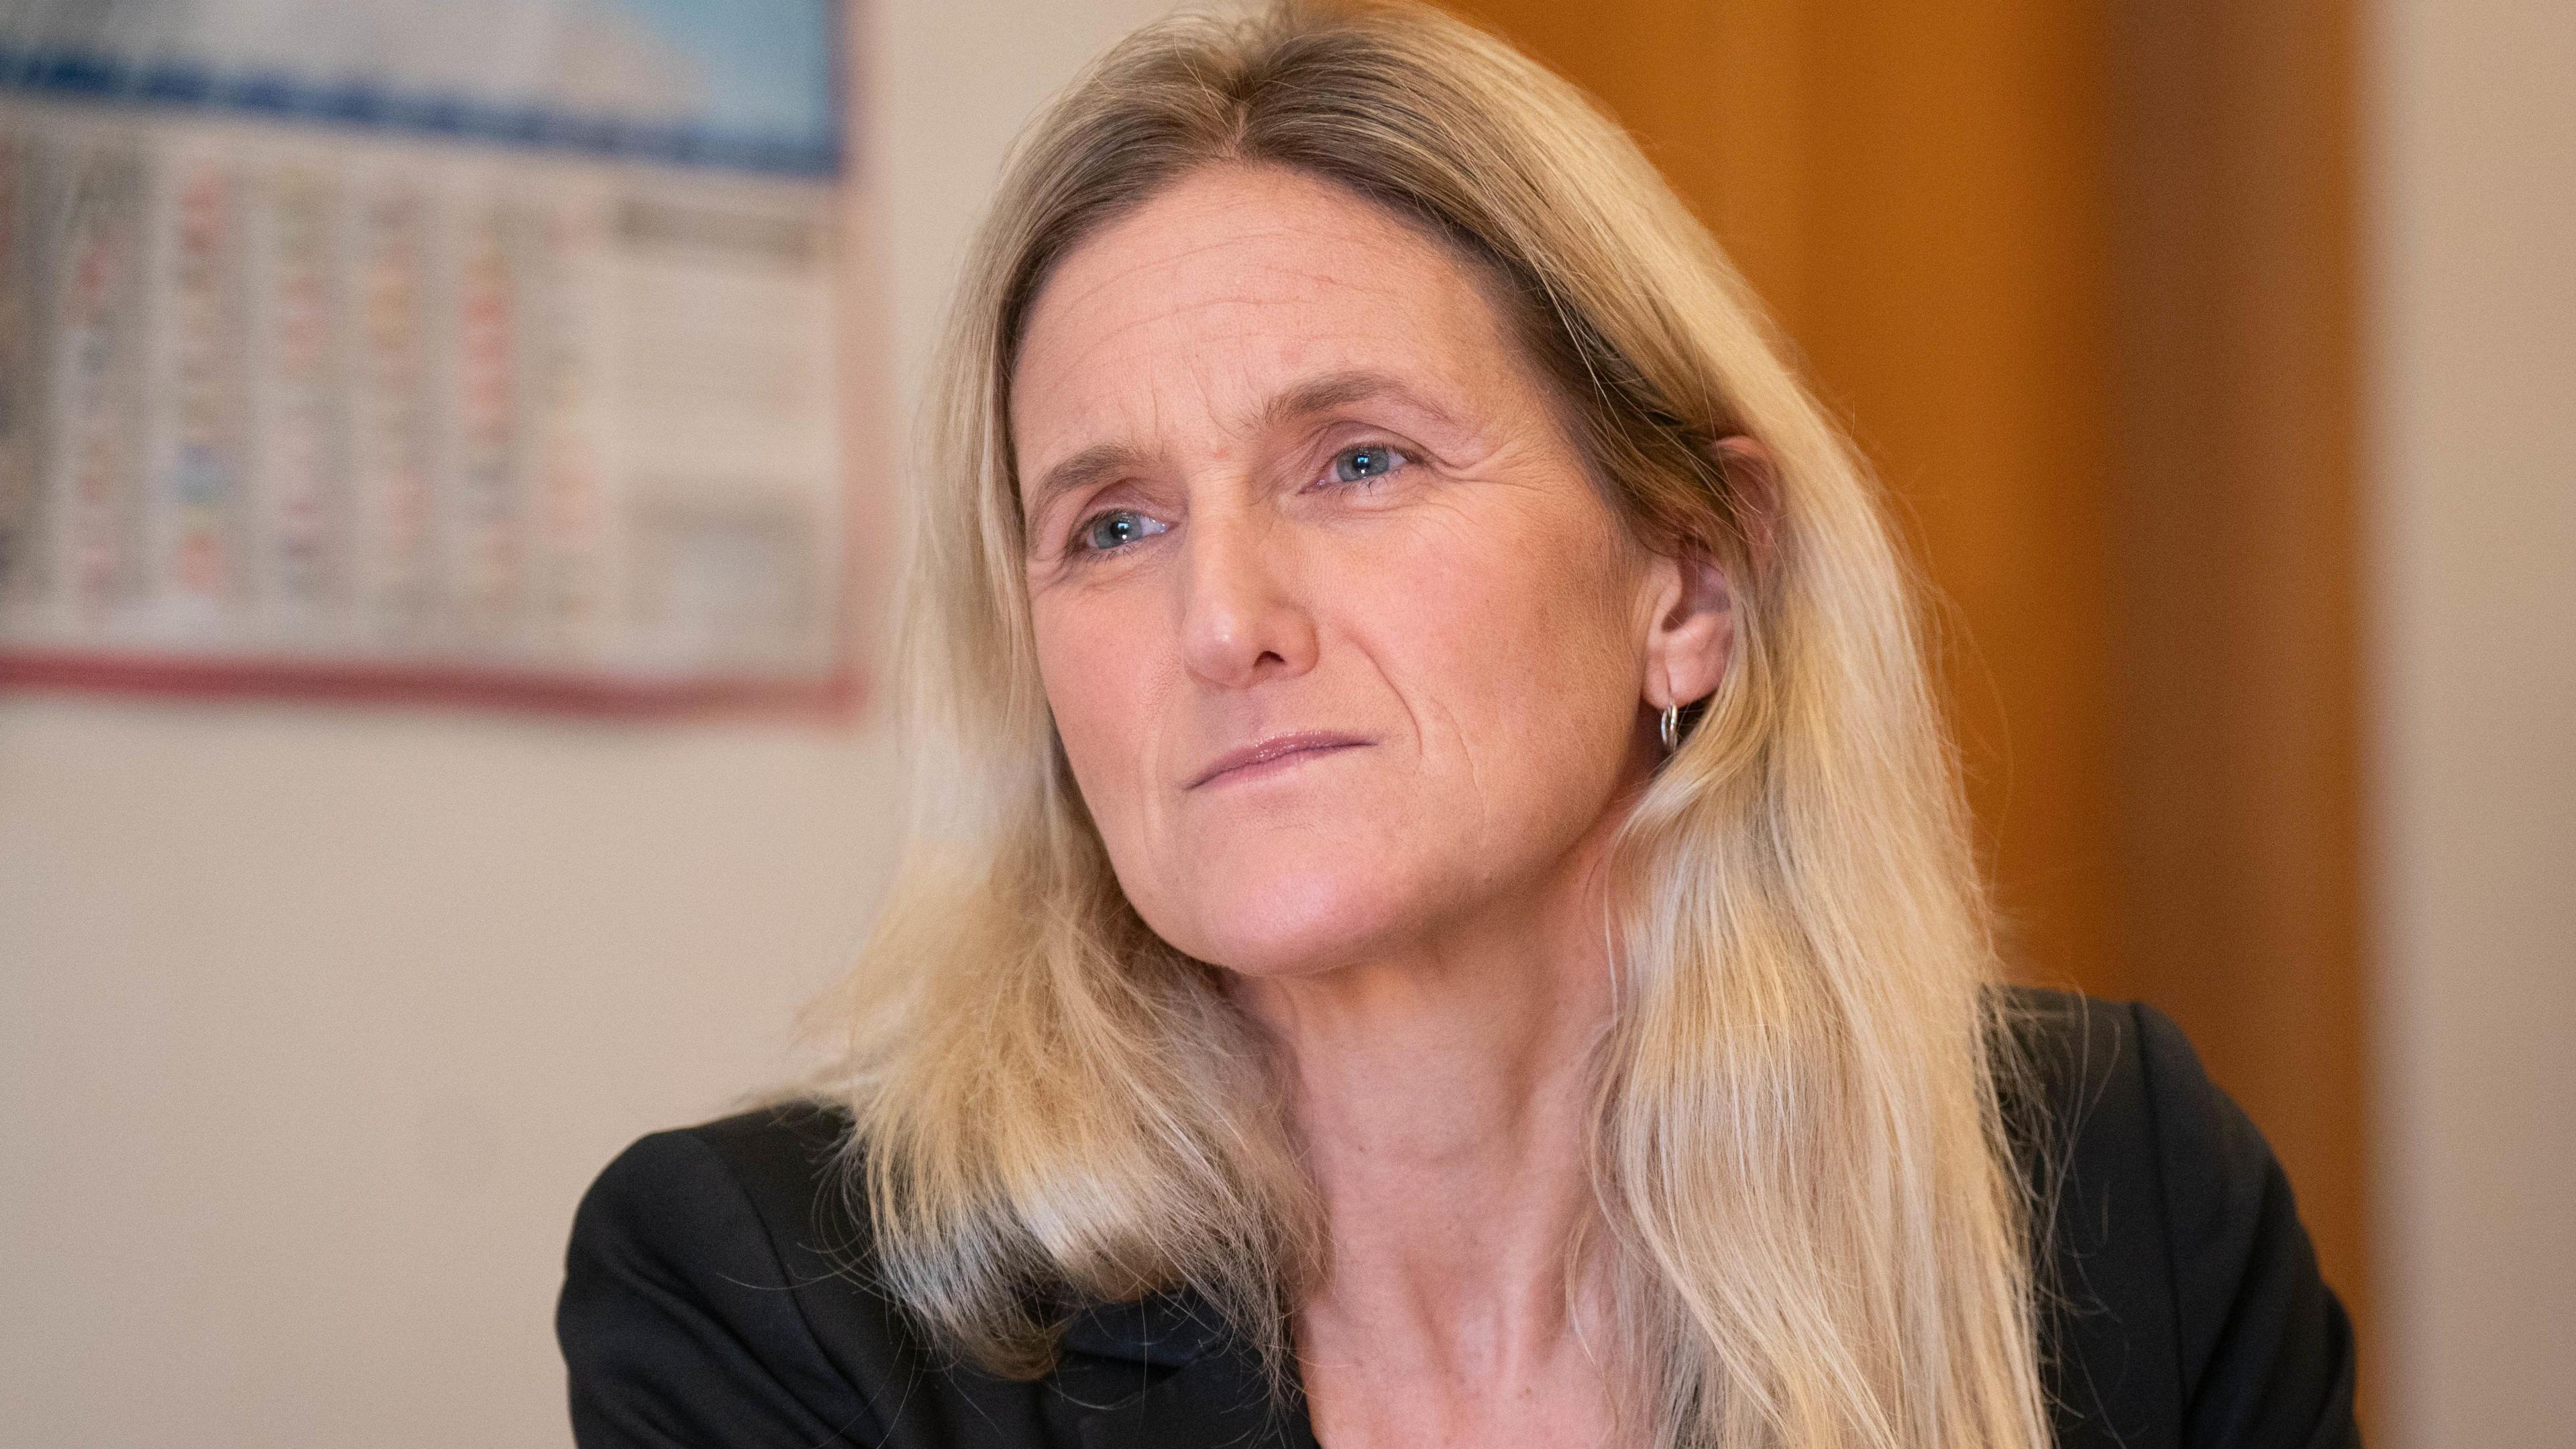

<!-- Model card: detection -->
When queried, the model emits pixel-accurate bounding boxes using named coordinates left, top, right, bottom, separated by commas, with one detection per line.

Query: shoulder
left=580, top=1100, right=879, bottom=1298
left=561, top=1104, right=1248, bottom=1448
left=575, top=1099, right=861, bottom=1247
left=561, top=1102, right=1063, bottom=1448
left=1994, top=987, right=2359, bottom=1449
left=557, top=1103, right=892, bottom=1446
left=566, top=1102, right=865, bottom=1304
left=561, top=1106, right=1290, bottom=1448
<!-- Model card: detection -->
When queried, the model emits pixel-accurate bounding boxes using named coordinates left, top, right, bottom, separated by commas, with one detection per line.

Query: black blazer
left=557, top=990, right=2359, bottom=1448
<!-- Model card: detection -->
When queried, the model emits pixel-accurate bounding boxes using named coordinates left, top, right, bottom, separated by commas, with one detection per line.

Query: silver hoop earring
left=1659, top=704, right=1680, bottom=753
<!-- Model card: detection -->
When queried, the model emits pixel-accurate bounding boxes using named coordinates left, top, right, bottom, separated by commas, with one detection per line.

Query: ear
left=1642, top=545, right=1734, bottom=714
left=1642, top=434, right=1775, bottom=713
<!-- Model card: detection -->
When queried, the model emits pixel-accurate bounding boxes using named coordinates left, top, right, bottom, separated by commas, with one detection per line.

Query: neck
left=1229, top=818, right=1626, bottom=1445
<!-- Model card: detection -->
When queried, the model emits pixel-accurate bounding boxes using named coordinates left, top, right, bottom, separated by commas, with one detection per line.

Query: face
left=1013, top=164, right=1697, bottom=977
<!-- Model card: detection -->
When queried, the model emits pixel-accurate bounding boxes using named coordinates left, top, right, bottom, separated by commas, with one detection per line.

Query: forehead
left=1010, top=165, right=1527, bottom=467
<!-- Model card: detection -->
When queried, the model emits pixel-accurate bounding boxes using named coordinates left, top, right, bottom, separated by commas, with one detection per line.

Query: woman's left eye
left=1075, top=509, right=1169, bottom=554
left=1328, top=444, right=1410, bottom=485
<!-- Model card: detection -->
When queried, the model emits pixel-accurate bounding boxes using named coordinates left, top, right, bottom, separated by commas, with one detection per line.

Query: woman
left=557, top=4, right=2357, bottom=1446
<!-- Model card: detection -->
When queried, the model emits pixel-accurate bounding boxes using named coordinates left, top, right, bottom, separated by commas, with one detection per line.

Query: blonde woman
left=556, top=5, right=2357, bottom=1446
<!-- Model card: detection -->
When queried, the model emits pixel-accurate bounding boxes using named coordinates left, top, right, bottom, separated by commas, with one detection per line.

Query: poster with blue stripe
left=0, top=1, right=863, bottom=710
left=0, top=0, right=841, bottom=173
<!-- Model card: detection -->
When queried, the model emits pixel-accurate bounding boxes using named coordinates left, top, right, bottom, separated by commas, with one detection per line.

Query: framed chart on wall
left=0, top=0, right=867, bottom=712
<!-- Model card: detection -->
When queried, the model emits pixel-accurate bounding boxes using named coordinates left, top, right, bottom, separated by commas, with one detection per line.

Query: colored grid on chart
left=0, top=3, right=855, bottom=708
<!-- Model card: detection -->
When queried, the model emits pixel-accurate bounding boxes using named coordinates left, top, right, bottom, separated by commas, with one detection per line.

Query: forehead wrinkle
left=1022, top=290, right=1311, bottom=445
left=1035, top=267, right=1390, bottom=388
left=1031, top=269, right=1472, bottom=449
left=1032, top=206, right=1439, bottom=366
left=1035, top=216, right=1358, bottom=329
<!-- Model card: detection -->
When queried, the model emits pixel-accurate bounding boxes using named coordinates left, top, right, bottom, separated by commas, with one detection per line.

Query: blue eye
left=1331, top=445, right=1407, bottom=484
left=1077, top=509, right=1166, bottom=553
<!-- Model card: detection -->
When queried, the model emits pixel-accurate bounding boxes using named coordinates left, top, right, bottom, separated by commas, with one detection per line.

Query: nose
left=1176, top=506, right=1318, bottom=690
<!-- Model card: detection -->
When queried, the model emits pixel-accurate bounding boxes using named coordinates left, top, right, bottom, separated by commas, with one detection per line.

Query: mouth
left=1186, top=731, right=1373, bottom=790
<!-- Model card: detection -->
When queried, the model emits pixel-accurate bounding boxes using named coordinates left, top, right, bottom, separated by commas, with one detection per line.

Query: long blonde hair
left=805, top=5, right=2049, bottom=1446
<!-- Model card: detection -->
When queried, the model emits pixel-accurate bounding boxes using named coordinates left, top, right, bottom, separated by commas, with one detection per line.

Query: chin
left=1149, top=844, right=1436, bottom=979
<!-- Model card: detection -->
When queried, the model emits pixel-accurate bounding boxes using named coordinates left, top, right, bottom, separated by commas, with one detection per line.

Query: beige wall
left=0, top=3, right=1171, bottom=1445
left=2367, top=1, right=2576, bottom=1444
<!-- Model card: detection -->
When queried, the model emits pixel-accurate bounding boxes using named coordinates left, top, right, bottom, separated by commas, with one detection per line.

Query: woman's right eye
left=1076, top=509, right=1168, bottom=554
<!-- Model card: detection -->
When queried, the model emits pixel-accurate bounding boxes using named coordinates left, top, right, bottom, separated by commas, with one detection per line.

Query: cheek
left=1031, top=591, right=1163, bottom=816
left=1370, top=515, right=1644, bottom=777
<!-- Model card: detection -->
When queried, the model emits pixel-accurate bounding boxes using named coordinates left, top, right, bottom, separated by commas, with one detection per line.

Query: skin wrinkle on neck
left=1241, top=812, right=1627, bottom=1437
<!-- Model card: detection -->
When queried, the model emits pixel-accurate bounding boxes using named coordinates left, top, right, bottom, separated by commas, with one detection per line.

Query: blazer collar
left=1057, top=1293, right=1320, bottom=1449
left=1058, top=1291, right=1231, bottom=1366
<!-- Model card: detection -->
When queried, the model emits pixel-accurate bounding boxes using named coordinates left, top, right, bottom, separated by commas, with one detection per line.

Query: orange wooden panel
left=1451, top=0, right=2367, bottom=1395
left=1454, top=0, right=2124, bottom=1002
left=2099, top=0, right=2371, bottom=1403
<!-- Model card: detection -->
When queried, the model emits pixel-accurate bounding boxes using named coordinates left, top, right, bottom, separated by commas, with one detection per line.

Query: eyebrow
left=1020, top=368, right=1464, bottom=523
left=1024, top=441, right=1155, bottom=525
left=1255, top=368, right=1463, bottom=435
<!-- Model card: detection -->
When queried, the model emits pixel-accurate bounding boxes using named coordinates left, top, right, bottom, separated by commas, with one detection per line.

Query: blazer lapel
left=1072, top=1351, right=1313, bottom=1449
left=1059, top=1293, right=1319, bottom=1449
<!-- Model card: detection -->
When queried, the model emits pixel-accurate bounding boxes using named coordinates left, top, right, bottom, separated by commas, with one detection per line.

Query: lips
left=1186, top=731, right=1371, bottom=790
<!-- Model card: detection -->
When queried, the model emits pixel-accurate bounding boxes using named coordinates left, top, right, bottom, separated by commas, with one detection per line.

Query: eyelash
left=1322, top=441, right=1412, bottom=487
left=1063, top=443, right=1415, bottom=557
left=1066, top=508, right=1164, bottom=558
